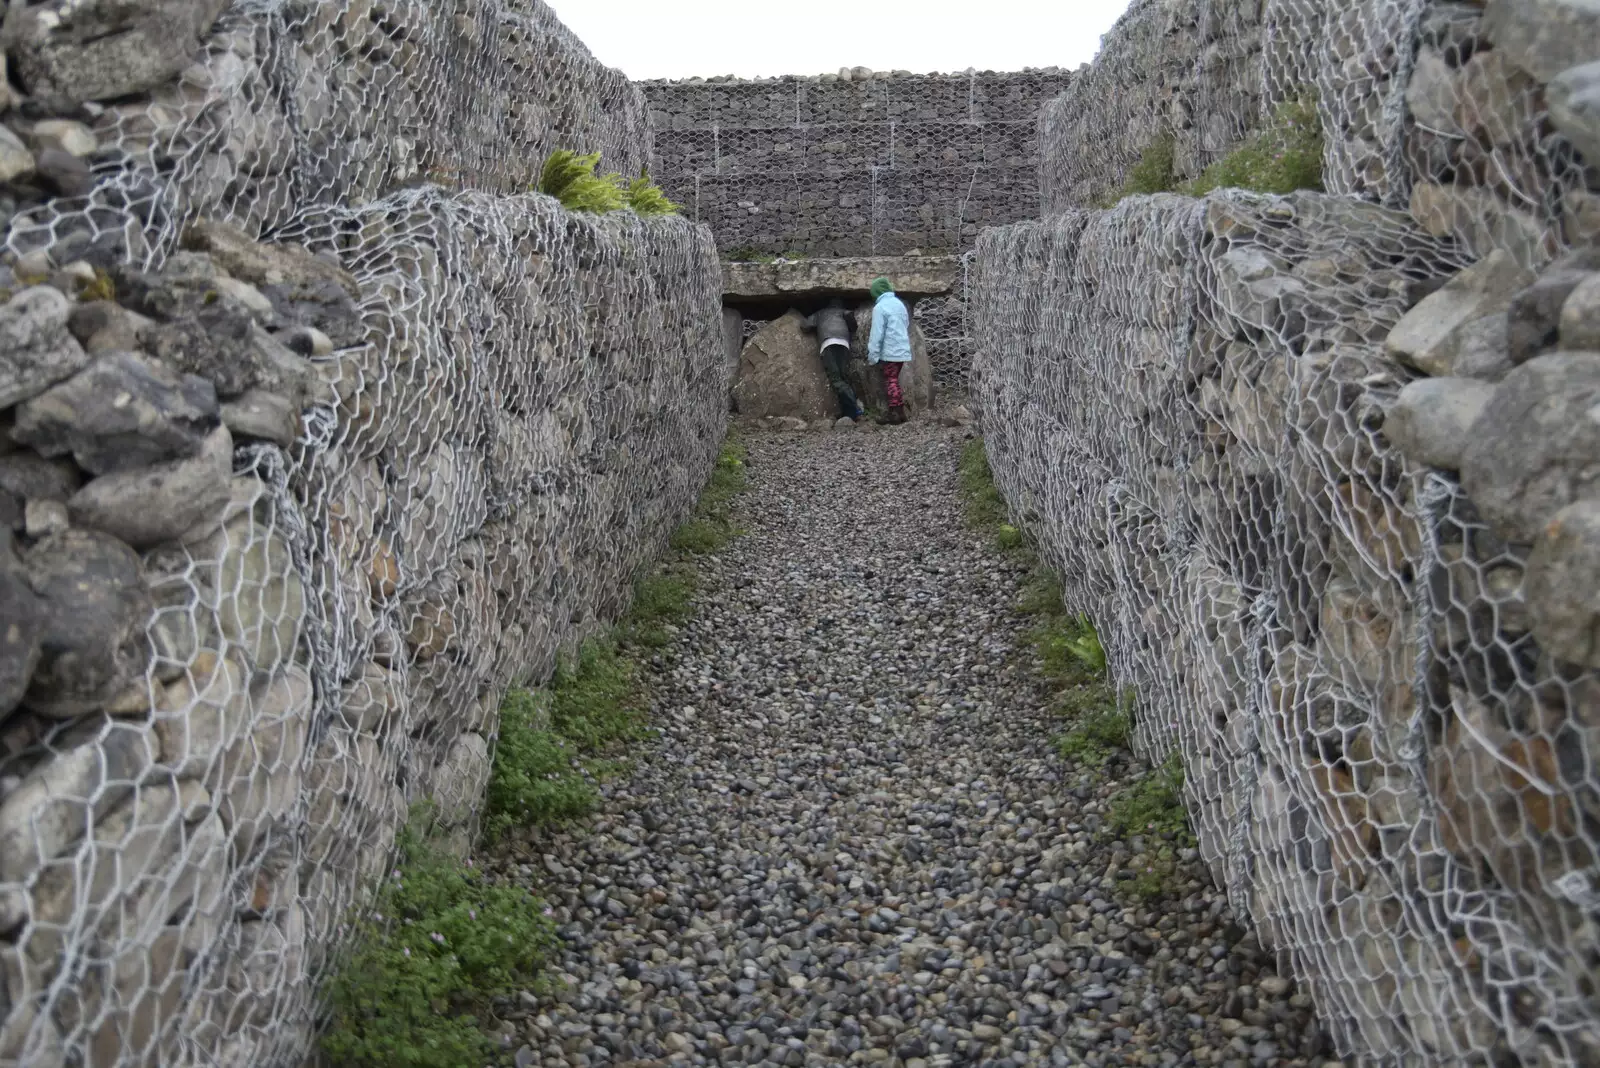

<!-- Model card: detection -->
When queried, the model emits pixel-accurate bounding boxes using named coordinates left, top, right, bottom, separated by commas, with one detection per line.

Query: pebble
left=490, top=424, right=1335, bottom=1066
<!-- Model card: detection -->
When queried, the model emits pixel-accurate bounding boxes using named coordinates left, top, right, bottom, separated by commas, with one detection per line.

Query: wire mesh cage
left=975, top=0, right=1600, bottom=1063
left=0, top=2, right=725, bottom=1066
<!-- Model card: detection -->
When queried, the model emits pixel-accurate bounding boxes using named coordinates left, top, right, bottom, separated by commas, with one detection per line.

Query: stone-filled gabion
left=1, top=0, right=654, bottom=270
left=0, top=2, right=726, bottom=1067
left=1041, top=0, right=1591, bottom=273
left=642, top=71, right=1071, bottom=388
left=972, top=186, right=1600, bottom=1066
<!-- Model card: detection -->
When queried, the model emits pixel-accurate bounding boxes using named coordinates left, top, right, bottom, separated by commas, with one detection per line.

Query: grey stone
left=0, top=127, right=35, bottom=183
left=23, top=500, right=67, bottom=540
left=1549, top=60, right=1600, bottom=165
left=12, top=350, right=220, bottom=475
left=1408, top=182, right=1555, bottom=271
left=0, top=533, right=43, bottom=719
left=26, top=120, right=97, bottom=158
left=153, top=654, right=249, bottom=778
left=0, top=717, right=156, bottom=893
left=181, top=219, right=358, bottom=295
left=1455, top=49, right=1539, bottom=149
left=189, top=478, right=305, bottom=673
left=178, top=220, right=365, bottom=348
left=1561, top=272, right=1600, bottom=350
left=1484, top=0, right=1600, bottom=83
left=0, top=287, right=89, bottom=410
left=1383, top=377, right=1498, bottom=471
left=1526, top=499, right=1600, bottom=668
left=1405, top=48, right=1463, bottom=135
left=723, top=256, right=960, bottom=302
left=66, top=300, right=151, bottom=356
left=221, top=388, right=300, bottom=447
left=0, top=454, right=81, bottom=506
left=69, top=424, right=233, bottom=550
left=733, top=311, right=840, bottom=422
left=141, top=304, right=320, bottom=403
left=1, top=0, right=232, bottom=107
left=23, top=529, right=152, bottom=717
left=33, top=149, right=92, bottom=198
left=1461, top=351, right=1600, bottom=543
left=1385, top=252, right=1535, bottom=375
left=1448, top=313, right=1516, bottom=380
left=1508, top=251, right=1600, bottom=363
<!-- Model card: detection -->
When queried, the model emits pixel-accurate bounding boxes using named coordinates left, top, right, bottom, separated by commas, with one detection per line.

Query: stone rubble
left=495, top=426, right=1335, bottom=1068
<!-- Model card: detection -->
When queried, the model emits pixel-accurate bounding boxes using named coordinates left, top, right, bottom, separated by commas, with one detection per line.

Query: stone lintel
left=723, top=256, right=960, bottom=304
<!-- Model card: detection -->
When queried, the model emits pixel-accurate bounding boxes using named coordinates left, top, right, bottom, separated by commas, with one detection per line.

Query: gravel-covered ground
left=491, top=423, right=1340, bottom=1068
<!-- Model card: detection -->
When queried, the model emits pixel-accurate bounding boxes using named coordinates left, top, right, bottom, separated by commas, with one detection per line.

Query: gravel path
left=493, top=424, right=1337, bottom=1068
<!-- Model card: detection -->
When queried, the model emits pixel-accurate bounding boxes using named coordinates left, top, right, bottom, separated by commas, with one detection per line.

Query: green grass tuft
left=1057, top=704, right=1131, bottom=767
left=538, top=150, right=625, bottom=213
left=958, top=439, right=1019, bottom=550
left=1098, top=132, right=1178, bottom=207
left=1095, top=91, right=1322, bottom=209
left=484, top=690, right=597, bottom=836
left=670, top=519, right=727, bottom=555
left=1032, top=612, right=1108, bottom=686
left=538, top=152, right=681, bottom=217
left=547, top=639, right=644, bottom=752
left=623, top=172, right=680, bottom=216
left=1109, top=752, right=1195, bottom=846
left=320, top=812, right=561, bottom=1068
left=1183, top=93, right=1323, bottom=197
left=622, top=568, right=696, bottom=648
left=667, top=435, right=747, bottom=556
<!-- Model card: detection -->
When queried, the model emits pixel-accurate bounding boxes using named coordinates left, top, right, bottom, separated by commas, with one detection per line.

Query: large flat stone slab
left=723, top=256, right=960, bottom=302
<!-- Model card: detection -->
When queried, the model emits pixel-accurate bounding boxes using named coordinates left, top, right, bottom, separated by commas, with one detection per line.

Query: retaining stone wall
left=1041, top=0, right=1585, bottom=274
left=642, top=71, right=1069, bottom=258
left=0, top=2, right=725, bottom=1066
left=974, top=185, right=1600, bottom=1068
left=975, top=1, right=1600, bottom=1062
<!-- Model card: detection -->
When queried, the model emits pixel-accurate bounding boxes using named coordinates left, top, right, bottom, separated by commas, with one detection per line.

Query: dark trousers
left=821, top=343, right=859, bottom=417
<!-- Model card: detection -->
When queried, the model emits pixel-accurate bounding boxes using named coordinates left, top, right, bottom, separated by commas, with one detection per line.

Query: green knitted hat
left=870, top=277, right=893, bottom=299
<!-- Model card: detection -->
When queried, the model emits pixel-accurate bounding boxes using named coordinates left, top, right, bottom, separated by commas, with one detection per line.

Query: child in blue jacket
left=867, top=276, right=913, bottom=424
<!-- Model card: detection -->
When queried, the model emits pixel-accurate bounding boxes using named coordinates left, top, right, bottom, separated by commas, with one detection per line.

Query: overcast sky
left=546, top=0, right=1135, bottom=81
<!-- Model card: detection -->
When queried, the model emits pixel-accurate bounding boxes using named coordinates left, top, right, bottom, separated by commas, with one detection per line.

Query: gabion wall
left=976, top=1, right=1600, bottom=1064
left=642, top=71, right=1069, bottom=387
left=642, top=71, right=1069, bottom=258
left=974, top=186, right=1600, bottom=1068
left=1039, top=0, right=1267, bottom=213
left=1041, top=0, right=1581, bottom=273
left=0, top=2, right=725, bottom=1066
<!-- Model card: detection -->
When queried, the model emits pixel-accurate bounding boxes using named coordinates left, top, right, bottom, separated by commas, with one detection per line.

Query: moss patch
left=320, top=810, right=561, bottom=1068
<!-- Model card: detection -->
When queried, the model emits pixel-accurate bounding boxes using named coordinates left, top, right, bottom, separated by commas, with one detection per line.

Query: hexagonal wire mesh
left=974, top=1, right=1598, bottom=1064
left=0, top=2, right=724, bottom=1066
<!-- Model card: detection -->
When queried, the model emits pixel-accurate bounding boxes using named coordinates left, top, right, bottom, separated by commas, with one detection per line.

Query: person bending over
left=800, top=299, right=865, bottom=421
left=867, top=276, right=912, bottom=425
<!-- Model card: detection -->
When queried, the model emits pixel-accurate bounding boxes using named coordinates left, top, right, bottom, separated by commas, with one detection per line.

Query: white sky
left=546, top=0, right=1135, bottom=81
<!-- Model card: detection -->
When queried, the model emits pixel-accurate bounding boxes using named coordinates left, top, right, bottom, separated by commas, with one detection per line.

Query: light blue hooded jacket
left=867, top=291, right=913, bottom=365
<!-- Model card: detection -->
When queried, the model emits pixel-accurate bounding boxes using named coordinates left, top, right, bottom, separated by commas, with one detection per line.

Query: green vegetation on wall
left=1184, top=93, right=1324, bottom=197
left=1096, top=132, right=1178, bottom=208
left=537, top=150, right=681, bottom=216
left=321, top=434, right=746, bottom=1067
left=1097, top=91, right=1324, bottom=208
left=320, top=810, right=561, bottom=1068
left=484, top=433, right=746, bottom=838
